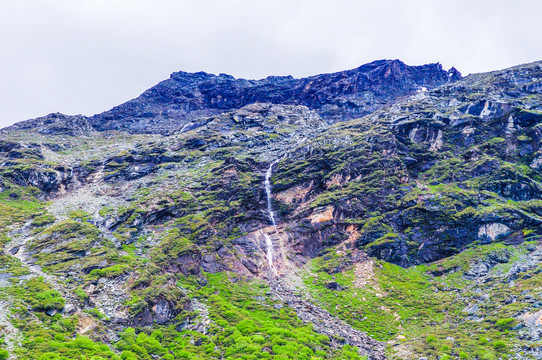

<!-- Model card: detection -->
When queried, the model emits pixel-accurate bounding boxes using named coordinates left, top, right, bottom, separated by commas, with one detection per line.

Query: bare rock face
left=531, top=154, right=542, bottom=170
left=131, top=298, right=185, bottom=326
left=522, top=310, right=542, bottom=326
left=478, top=223, right=511, bottom=243
left=167, top=251, right=203, bottom=276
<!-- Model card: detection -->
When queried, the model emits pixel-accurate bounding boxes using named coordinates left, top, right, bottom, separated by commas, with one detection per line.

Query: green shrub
left=493, top=340, right=506, bottom=350
left=236, top=319, right=258, bottom=335
left=22, top=278, right=65, bottom=311
left=120, top=351, right=138, bottom=360
left=89, top=264, right=130, bottom=279
left=75, top=287, right=89, bottom=301
left=495, top=318, right=515, bottom=331
left=481, top=352, right=497, bottom=360
left=87, top=307, right=107, bottom=320
left=69, top=209, right=91, bottom=221
left=426, top=335, right=437, bottom=344
left=0, top=349, right=8, bottom=360
left=459, top=351, right=469, bottom=359
left=252, top=334, right=265, bottom=343
left=32, top=213, right=55, bottom=227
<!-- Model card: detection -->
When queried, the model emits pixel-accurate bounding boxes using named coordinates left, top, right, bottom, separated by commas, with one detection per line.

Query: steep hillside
left=0, top=60, right=541, bottom=360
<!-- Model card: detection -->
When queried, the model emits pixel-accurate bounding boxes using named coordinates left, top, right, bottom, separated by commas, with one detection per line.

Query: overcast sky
left=1, top=0, right=542, bottom=129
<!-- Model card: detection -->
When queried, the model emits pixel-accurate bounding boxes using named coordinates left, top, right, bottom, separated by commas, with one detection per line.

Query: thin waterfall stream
left=262, top=160, right=279, bottom=276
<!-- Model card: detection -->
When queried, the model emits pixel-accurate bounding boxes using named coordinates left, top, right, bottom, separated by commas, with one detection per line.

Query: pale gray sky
left=1, top=0, right=542, bottom=129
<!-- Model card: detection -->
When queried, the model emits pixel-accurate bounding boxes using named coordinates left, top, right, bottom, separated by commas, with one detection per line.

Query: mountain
left=0, top=60, right=541, bottom=360
left=90, top=59, right=460, bottom=134
left=5, top=59, right=460, bottom=136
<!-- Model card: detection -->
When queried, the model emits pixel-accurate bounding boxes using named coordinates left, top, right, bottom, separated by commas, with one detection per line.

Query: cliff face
left=0, top=60, right=541, bottom=360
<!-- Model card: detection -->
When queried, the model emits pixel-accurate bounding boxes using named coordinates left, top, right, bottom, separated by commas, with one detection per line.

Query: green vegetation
left=170, top=272, right=367, bottom=360
left=8, top=277, right=65, bottom=312
left=301, top=240, right=541, bottom=359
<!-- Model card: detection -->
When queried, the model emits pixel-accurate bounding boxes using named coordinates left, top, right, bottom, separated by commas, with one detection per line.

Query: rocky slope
left=0, top=59, right=541, bottom=360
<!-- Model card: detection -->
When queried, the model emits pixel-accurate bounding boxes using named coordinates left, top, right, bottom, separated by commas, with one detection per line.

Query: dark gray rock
left=465, top=263, right=490, bottom=278
left=462, top=304, right=479, bottom=314
left=63, top=304, right=78, bottom=316
left=325, top=281, right=344, bottom=291
left=487, top=249, right=512, bottom=264
left=152, top=299, right=177, bottom=324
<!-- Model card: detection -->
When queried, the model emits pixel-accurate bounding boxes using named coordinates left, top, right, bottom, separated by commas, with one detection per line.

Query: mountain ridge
left=2, top=59, right=460, bottom=135
left=90, top=59, right=461, bottom=134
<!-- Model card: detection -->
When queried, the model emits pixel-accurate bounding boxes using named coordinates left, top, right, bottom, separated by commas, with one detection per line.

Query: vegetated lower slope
left=0, top=60, right=541, bottom=360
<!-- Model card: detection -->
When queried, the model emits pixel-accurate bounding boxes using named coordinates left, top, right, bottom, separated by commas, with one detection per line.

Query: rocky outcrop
left=131, top=298, right=189, bottom=326
left=2, top=164, right=74, bottom=195
left=166, top=251, right=203, bottom=276
left=478, top=223, right=511, bottom=243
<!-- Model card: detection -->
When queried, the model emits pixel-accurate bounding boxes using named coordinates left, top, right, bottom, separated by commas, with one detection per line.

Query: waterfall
left=262, top=160, right=279, bottom=276
left=260, top=230, right=278, bottom=276
left=265, top=160, right=279, bottom=226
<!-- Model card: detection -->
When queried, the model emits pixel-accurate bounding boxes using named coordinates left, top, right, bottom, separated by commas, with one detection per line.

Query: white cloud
left=1, top=0, right=542, bottom=128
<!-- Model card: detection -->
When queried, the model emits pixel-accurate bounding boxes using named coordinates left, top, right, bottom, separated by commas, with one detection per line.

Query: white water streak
left=265, top=160, right=279, bottom=226
left=260, top=230, right=278, bottom=276
left=262, top=160, right=279, bottom=276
